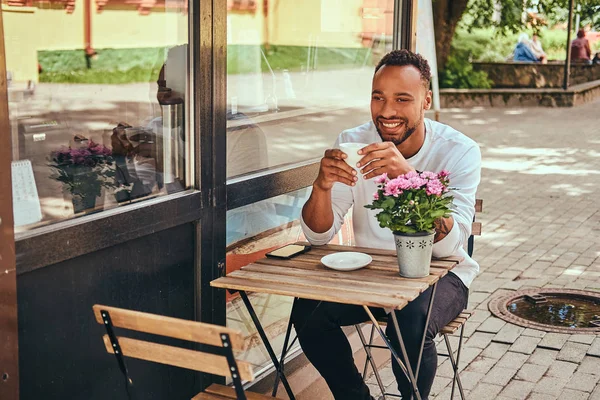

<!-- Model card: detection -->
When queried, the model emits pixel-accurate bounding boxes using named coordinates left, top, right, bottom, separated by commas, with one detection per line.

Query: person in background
left=592, top=52, right=600, bottom=64
left=571, top=29, right=592, bottom=63
left=530, top=34, right=548, bottom=64
left=513, top=33, right=539, bottom=62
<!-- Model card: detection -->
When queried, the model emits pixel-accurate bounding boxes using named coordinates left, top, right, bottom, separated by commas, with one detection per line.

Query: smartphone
left=266, top=244, right=311, bottom=259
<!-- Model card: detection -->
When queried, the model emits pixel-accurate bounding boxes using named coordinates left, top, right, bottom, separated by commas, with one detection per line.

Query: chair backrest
left=92, top=304, right=254, bottom=383
left=468, top=199, right=483, bottom=257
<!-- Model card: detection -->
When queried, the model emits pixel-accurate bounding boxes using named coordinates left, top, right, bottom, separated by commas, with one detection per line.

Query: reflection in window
left=226, top=0, right=394, bottom=178
left=6, top=0, right=189, bottom=232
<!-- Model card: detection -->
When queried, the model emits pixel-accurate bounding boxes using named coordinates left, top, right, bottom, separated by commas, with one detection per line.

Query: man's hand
left=357, top=142, right=415, bottom=179
left=314, top=149, right=358, bottom=192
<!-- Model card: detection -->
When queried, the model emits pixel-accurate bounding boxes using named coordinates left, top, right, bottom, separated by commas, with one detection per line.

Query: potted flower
left=49, top=140, right=119, bottom=213
left=365, top=170, right=454, bottom=278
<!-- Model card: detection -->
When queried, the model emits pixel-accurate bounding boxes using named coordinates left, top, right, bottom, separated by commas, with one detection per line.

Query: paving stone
left=456, top=347, right=483, bottom=371
left=517, top=362, right=549, bottom=383
left=481, top=342, right=510, bottom=360
left=589, top=338, right=600, bottom=357
left=538, top=332, right=570, bottom=350
left=509, top=335, right=542, bottom=355
left=529, top=348, right=559, bottom=366
left=429, top=376, right=452, bottom=397
left=476, top=317, right=506, bottom=334
left=578, top=356, right=600, bottom=375
left=465, top=356, right=497, bottom=375
left=522, top=328, right=546, bottom=338
left=591, top=384, right=600, bottom=400
left=527, top=392, right=559, bottom=400
left=468, top=382, right=503, bottom=400
left=559, top=388, right=592, bottom=400
left=481, top=365, right=517, bottom=386
left=533, top=376, right=570, bottom=395
left=466, top=332, right=495, bottom=349
left=492, top=323, right=525, bottom=344
left=469, top=310, right=491, bottom=323
left=566, top=371, right=600, bottom=393
left=457, top=370, right=485, bottom=390
left=570, top=335, right=597, bottom=345
left=558, top=342, right=591, bottom=363
left=546, top=360, right=578, bottom=378
left=496, top=351, right=529, bottom=370
left=499, top=379, right=536, bottom=399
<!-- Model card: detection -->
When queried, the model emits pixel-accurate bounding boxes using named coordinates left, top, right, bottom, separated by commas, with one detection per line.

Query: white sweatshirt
left=301, top=118, right=481, bottom=288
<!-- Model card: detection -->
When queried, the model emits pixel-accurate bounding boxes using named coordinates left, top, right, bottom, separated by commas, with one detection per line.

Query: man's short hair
left=375, top=49, right=432, bottom=89
left=577, top=29, right=585, bottom=39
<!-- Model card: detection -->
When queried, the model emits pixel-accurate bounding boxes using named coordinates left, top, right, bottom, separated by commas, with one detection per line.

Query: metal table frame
left=238, top=280, right=439, bottom=400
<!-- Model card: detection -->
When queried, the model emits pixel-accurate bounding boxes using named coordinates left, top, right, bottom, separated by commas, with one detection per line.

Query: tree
left=433, top=0, right=600, bottom=71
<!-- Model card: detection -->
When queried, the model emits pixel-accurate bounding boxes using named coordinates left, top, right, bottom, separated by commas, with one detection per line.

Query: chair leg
left=444, top=325, right=466, bottom=400
left=355, top=324, right=387, bottom=399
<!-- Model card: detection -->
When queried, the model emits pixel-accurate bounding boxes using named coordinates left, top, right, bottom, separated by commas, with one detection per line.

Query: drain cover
left=489, top=289, right=600, bottom=334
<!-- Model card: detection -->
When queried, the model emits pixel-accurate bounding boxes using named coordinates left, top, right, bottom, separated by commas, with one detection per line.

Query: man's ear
left=424, top=90, right=433, bottom=110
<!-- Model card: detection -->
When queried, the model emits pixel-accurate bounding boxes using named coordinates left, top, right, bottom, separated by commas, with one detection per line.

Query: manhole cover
left=489, top=289, right=600, bottom=334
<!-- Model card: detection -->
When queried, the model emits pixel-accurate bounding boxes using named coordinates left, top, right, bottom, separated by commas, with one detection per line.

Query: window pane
left=225, top=187, right=354, bottom=373
left=5, top=0, right=189, bottom=232
left=226, top=0, right=394, bottom=178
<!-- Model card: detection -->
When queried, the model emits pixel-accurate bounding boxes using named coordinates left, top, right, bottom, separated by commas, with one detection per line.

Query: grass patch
left=39, top=45, right=371, bottom=83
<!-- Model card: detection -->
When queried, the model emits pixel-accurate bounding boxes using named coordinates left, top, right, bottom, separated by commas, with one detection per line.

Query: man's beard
left=375, top=116, right=421, bottom=146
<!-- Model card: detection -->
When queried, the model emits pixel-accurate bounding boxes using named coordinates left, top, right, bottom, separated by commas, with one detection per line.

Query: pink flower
left=426, top=179, right=444, bottom=196
left=438, top=170, right=449, bottom=178
left=420, top=171, right=437, bottom=180
left=374, top=173, right=389, bottom=184
left=373, top=192, right=379, bottom=200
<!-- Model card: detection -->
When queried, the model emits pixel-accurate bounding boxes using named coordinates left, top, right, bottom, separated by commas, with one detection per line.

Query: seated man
left=571, top=29, right=592, bottom=63
left=513, top=33, right=539, bottom=62
left=292, top=49, right=481, bottom=400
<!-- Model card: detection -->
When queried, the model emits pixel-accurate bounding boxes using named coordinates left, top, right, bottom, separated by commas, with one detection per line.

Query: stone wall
left=472, top=62, right=600, bottom=88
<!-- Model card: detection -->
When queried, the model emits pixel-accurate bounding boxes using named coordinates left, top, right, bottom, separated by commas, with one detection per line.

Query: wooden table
left=211, top=242, right=460, bottom=400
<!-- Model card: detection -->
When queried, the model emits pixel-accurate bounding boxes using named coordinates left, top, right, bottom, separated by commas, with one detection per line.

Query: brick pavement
left=367, top=99, right=600, bottom=399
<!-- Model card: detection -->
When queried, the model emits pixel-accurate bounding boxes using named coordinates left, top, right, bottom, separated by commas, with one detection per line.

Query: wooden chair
left=93, top=304, right=281, bottom=400
left=357, top=199, right=483, bottom=400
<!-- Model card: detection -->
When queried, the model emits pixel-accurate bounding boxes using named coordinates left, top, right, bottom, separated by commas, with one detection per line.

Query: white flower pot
left=393, top=231, right=435, bottom=278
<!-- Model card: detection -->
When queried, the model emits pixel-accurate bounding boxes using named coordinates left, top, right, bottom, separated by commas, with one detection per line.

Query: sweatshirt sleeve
left=300, top=181, right=354, bottom=245
left=432, top=144, right=482, bottom=258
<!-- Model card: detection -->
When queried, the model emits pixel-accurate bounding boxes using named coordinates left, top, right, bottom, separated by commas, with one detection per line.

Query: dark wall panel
left=17, top=223, right=197, bottom=400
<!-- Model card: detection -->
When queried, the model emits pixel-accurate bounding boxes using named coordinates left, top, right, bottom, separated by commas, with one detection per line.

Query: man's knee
left=290, top=299, right=323, bottom=333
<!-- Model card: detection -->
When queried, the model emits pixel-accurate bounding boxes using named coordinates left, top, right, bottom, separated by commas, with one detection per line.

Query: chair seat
left=439, top=310, right=474, bottom=335
left=193, top=383, right=282, bottom=400
left=363, top=309, right=475, bottom=337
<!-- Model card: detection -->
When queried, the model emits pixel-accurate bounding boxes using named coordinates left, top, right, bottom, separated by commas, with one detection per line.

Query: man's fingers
left=358, top=142, right=386, bottom=156
left=363, top=167, right=384, bottom=180
left=324, top=148, right=346, bottom=160
left=323, top=157, right=357, bottom=176
left=357, top=149, right=388, bottom=167
left=326, top=171, right=357, bottom=187
left=361, top=159, right=386, bottom=176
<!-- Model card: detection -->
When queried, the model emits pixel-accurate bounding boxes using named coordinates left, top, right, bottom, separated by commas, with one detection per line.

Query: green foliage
left=440, top=51, right=493, bottom=89
left=227, top=45, right=370, bottom=75
left=39, top=45, right=370, bottom=83
left=364, top=172, right=454, bottom=234
left=464, top=0, right=600, bottom=33
left=39, top=47, right=166, bottom=84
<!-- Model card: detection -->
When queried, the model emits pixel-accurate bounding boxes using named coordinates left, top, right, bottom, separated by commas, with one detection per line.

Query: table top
left=211, top=242, right=461, bottom=310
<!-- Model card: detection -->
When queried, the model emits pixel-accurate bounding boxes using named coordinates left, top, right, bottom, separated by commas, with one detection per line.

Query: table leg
left=239, top=291, right=296, bottom=400
left=362, top=306, right=416, bottom=397
left=272, top=298, right=298, bottom=397
left=389, top=311, right=422, bottom=400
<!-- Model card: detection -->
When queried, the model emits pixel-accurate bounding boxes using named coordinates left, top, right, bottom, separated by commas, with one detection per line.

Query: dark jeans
left=290, top=272, right=469, bottom=400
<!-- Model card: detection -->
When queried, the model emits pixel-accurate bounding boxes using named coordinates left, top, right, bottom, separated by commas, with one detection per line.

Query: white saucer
left=320, top=252, right=372, bottom=271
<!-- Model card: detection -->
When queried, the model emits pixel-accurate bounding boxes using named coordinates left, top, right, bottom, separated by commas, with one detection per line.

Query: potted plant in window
left=365, top=170, right=454, bottom=278
left=49, top=140, right=119, bottom=213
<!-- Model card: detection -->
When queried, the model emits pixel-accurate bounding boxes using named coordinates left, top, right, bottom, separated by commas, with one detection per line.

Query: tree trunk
left=432, top=0, right=469, bottom=72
